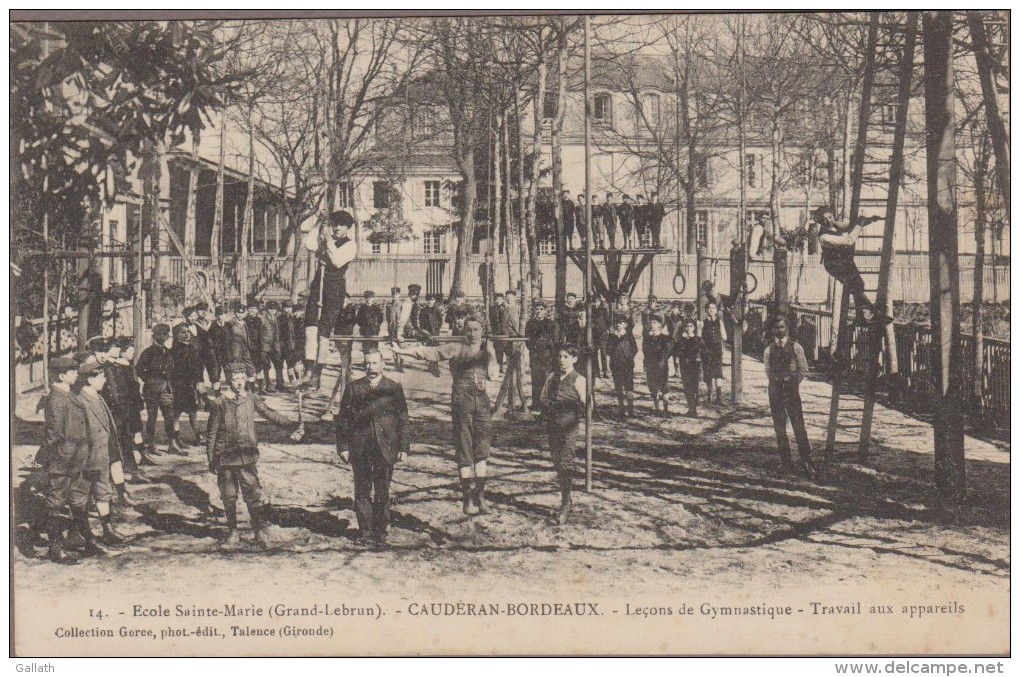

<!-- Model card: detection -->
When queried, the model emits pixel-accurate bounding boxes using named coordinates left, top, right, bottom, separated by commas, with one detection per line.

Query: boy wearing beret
left=39, top=356, right=88, bottom=563
left=207, top=362, right=302, bottom=549
left=136, top=323, right=179, bottom=455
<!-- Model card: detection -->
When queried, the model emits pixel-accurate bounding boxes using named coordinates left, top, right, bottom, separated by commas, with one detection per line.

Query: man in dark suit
left=336, top=350, right=409, bottom=545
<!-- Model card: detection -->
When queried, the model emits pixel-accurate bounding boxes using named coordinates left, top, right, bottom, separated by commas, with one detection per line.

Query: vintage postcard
left=10, top=10, right=1010, bottom=657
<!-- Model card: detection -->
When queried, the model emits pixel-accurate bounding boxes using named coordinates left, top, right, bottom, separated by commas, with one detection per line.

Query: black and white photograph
left=9, top=10, right=1011, bottom=660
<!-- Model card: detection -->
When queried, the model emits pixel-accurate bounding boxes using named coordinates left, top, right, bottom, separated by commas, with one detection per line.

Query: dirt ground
left=11, top=347, right=1010, bottom=656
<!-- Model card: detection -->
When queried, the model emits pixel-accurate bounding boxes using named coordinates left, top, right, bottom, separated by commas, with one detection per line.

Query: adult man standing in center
left=335, top=350, right=409, bottom=545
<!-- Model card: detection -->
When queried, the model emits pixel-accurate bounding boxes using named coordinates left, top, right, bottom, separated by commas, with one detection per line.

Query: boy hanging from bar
left=206, top=362, right=303, bottom=549
left=813, top=206, right=891, bottom=328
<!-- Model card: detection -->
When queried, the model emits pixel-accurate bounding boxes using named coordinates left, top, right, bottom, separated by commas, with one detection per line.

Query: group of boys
left=558, top=190, right=667, bottom=250
left=34, top=348, right=141, bottom=564
left=523, top=293, right=730, bottom=420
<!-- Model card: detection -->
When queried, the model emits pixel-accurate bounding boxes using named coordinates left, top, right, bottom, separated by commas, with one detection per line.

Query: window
left=745, top=153, right=763, bottom=188
left=593, top=93, right=613, bottom=125
left=694, top=210, right=709, bottom=247
left=422, top=230, right=446, bottom=255
left=641, top=93, right=661, bottom=129
left=371, top=241, right=382, bottom=255
left=373, top=181, right=393, bottom=209
left=414, top=106, right=440, bottom=138
left=424, top=180, right=441, bottom=207
left=539, top=237, right=557, bottom=255
left=338, top=181, right=355, bottom=209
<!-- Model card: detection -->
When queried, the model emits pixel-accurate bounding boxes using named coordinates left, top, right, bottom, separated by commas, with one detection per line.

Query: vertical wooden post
left=729, top=241, right=745, bottom=403
left=42, top=175, right=50, bottom=391
left=733, top=15, right=747, bottom=403
left=696, top=244, right=709, bottom=320
left=583, top=16, right=593, bottom=493
left=922, top=10, right=966, bottom=511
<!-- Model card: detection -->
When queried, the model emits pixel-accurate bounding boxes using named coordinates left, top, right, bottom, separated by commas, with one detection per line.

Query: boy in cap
left=302, top=209, right=358, bottom=390
left=170, top=322, right=205, bottom=445
left=606, top=316, right=638, bottom=418
left=642, top=315, right=674, bottom=416
left=245, top=303, right=265, bottom=392
left=258, top=300, right=283, bottom=393
left=356, top=290, right=384, bottom=352
left=207, top=362, right=302, bottom=548
left=38, top=356, right=88, bottom=563
left=136, top=323, right=179, bottom=455
left=525, top=303, right=557, bottom=412
left=207, top=304, right=233, bottom=384
left=74, top=355, right=128, bottom=549
left=108, top=337, right=147, bottom=469
left=225, top=301, right=257, bottom=390
left=277, top=301, right=295, bottom=388
left=386, top=287, right=409, bottom=372
left=405, top=284, right=424, bottom=341
left=488, top=292, right=509, bottom=372
left=419, top=294, right=444, bottom=377
left=190, top=303, right=220, bottom=392
left=96, top=338, right=138, bottom=492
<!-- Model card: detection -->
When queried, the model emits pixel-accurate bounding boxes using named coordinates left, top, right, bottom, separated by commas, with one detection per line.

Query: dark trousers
left=824, top=257, right=872, bottom=311
left=530, top=354, right=550, bottom=410
left=262, top=351, right=284, bottom=385
left=548, top=423, right=579, bottom=479
left=651, top=221, right=662, bottom=248
left=680, top=364, right=700, bottom=412
left=452, top=386, right=492, bottom=467
left=768, top=380, right=812, bottom=463
left=604, top=223, right=617, bottom=249
left=117, top=423, right=135, bottom=471
left=217, top=464, right=262, bottom=505
left=493, top=342, right=508, bottom=369
left=351, top=443, right=394, bottom=536
left=145, top=391, right=175, bottom=443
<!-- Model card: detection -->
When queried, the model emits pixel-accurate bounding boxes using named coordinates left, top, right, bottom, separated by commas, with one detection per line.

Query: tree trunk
left=769, top=119, right=782, bottom=234
left=840, top=84, right=854, bottom=216
left=494, top=114, right=503, bottom=283
left=515, top=90, right=528, bottom=322
left=922, top=10, right=966, bottom=512
left=526, top=55, right=545, bottom=305
left=241, top=106, right=255, bottom=302
left=552, top=24, right=568, bottom=323
left=184, top=137, right=200, bottom=303
left=450, top=150, right=476, bottom=297
left=211, top=116, right=226, bottom=299
left=142, top=145, right=163, bottom=316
